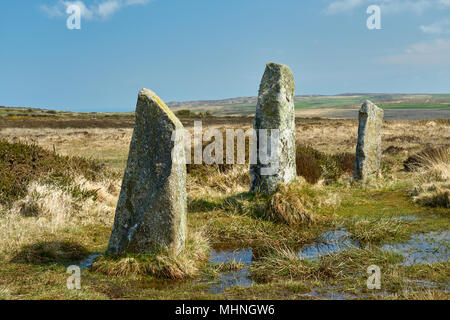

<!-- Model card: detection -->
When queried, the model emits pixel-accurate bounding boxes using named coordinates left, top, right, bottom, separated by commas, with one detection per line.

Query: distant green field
left=295, top=96, right=367, bottom=108
left=231, top=101, right=450, bottom=110
left=379, top=104, right=450, bottom=109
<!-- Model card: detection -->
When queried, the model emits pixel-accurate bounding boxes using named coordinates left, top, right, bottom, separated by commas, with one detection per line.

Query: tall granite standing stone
left=107, top=89, right=187, bottom=255
left=250, top=62, right=297, bottom=193
left=354, top=100, right=384, bottom=181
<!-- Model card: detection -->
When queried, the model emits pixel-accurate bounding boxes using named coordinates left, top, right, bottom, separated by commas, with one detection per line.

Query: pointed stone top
left=266, top=61, right=291, bottom=70
left=264, top=62, right=294, bottom=79
left=138, top=88, right=182, bottom=127
left=259, top=62, right=296, bottom=98
left=360, top=100, right=384, bottom=116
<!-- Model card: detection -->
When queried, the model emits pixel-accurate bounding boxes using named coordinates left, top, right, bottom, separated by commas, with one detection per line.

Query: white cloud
left=41, top=0, right=151, bottom=21
left=420, top=19, right=450, bottom=34
left=325, top=0, right=450, bottom=15
left=381, top=39, right=450, bottom=66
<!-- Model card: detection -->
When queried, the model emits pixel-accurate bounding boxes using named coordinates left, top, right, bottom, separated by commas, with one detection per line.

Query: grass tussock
left=265, top=182, right=323, bottom=226
left=403, top=146, right=449, bottom=173
left=409, top=146, right=449, bottom=208
left=91, top=231, right=210, bottom=279
left=251, top=245, right=401, bottom=283
left=222, top=179, right=340, bottom=227
left=264, top=179, right=341, bottom=226
left=215, top=259, right=246, bottom=272
left=345, top=217, right=414, bottom=244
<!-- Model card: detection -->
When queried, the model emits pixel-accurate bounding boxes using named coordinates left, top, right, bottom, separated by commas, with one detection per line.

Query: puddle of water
left=298, top=229, right=359, bottom=260
left=208, top=248, right=253, bottom=294
left=382, top=231, right=450, bottom=266
left=79, top=252, right=103, bottom=269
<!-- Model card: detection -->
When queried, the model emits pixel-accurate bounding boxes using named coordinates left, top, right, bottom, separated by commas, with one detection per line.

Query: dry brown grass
left=409, top=146, right=450, bottom=208
left=266, top=182, right=322, bottom=226
left=0, top=176, right=119, bottom=259
left=258, top=178, right=341, bottom=226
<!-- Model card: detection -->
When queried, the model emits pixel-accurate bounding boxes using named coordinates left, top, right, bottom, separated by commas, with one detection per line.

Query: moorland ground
left=0, top=108, right=448, bottom=300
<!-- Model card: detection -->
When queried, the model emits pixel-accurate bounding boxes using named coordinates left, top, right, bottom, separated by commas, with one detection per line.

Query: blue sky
left=1, top=0, right=450, bottom=112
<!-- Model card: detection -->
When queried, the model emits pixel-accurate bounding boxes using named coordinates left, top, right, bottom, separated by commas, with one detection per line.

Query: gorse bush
left=175, top=109, right=212, bottom=118
left=0, top=140, right=106, bottom=205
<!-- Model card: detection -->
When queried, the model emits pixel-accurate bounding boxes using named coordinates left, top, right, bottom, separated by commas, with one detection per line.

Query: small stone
left=250, top=62, right=297, bottom=193
left=354, top=100, right=384, bottom=181
left=107, top=88, right=187, bottom=255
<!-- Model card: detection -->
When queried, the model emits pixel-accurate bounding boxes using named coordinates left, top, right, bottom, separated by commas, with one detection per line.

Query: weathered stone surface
left=354, top=100, right=384, bottom=181
left=250, top=62, right=297, bottom=193
left=107, top=88, right=187, bottom=255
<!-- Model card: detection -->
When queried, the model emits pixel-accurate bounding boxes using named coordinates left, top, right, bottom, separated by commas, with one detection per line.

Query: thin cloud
left=325, top=0, right=450, bottom=15
left=40, top=0, right=151, bottom=21
left=420, top=19, right=450, bottom=34
left=381, top=39, right=450, bottom=66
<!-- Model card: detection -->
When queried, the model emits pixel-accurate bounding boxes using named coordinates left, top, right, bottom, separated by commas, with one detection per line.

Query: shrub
left=0, top=140, right=106, bottom=205
left=175, top=109, right=192, bottom=117
left=295, top=145, right=355, bottom=184
left=335, top=152, right=355, bottom=173
left=295, top=148, right=321, bottom=184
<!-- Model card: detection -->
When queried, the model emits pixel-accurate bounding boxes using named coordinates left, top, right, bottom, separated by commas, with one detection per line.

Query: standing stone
left=354, top=100, right=384, bottom=181
left=250, top=62, right=297, bottom=193
left=107, top=88, right=187, bottom=255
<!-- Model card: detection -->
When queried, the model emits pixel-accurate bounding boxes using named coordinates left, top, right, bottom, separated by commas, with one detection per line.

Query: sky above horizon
left=1, top=0, right=450, bottom=112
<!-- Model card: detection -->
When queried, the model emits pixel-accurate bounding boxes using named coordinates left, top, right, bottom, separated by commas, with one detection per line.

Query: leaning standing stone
left=107, top=88, right=187, bottom=255
left=354, top=100, right=384, bottom=181
left=250, top=62, right=297, bottom=193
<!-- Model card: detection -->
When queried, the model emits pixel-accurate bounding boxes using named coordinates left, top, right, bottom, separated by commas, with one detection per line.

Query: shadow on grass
left=10, top=241, right=90, bottom=266
left=188, top=197, right=221, bottom=213
left=188, top=193, right=255, bottom=213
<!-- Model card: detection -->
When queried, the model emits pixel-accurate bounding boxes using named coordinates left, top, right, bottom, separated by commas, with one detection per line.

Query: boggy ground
left=0, top=117, right=448, bottom=300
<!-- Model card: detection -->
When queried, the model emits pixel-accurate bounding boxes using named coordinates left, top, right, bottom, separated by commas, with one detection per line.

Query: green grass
left=0, top=137, right=448, bottom=300
left=1, top=178, right=448, bottom=299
